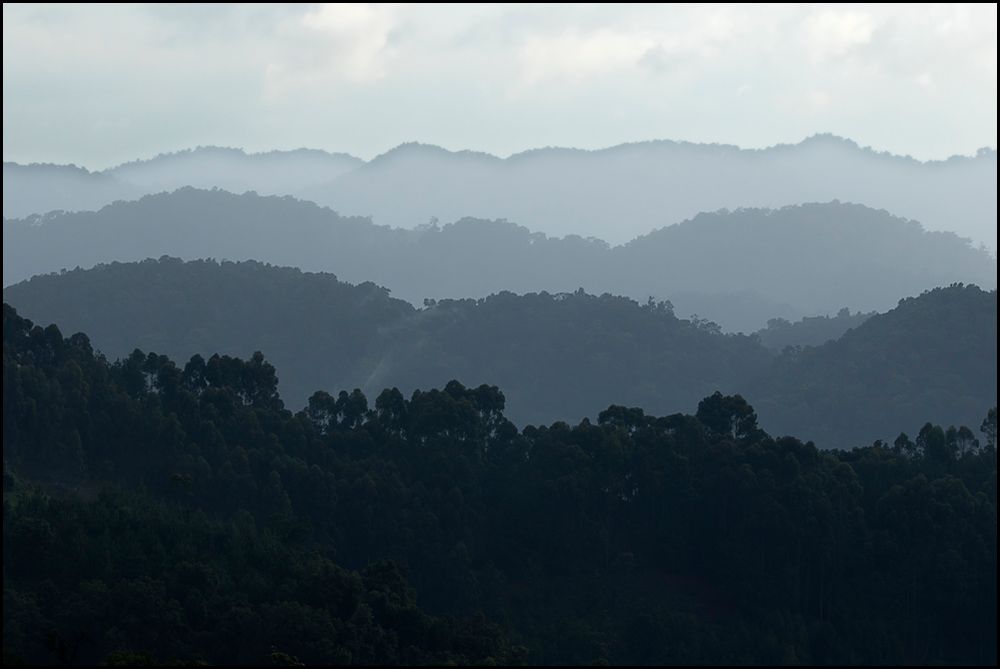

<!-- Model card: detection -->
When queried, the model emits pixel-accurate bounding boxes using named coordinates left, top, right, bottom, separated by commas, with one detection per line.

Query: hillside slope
left=5, top=189, right=994, bottom=331
left=6, top=259, right=995, bottom=447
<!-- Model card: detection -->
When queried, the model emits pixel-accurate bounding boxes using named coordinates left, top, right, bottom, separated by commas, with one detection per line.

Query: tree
left=981, top=407, right=997, bottom=450
left=696, top=391, right=761, bottom=440
left=918, top=423, right=951, bottom=462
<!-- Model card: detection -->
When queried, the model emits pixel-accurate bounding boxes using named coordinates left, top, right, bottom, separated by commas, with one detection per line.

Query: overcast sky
left=3, top=3, right=996, bottom=169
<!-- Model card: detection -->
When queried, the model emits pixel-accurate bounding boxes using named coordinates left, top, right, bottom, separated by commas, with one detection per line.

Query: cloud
left=808, top=90, right=833, bottom=110
left=802, top=10, right=877, bottom=62
left=518, top=28, right=655, bottom=86
left=300, top=3, right=395, bottom=81
left=515, top=7, right=749, bottom=85
left=915, top=72, right=934, bottom=90
left=262, top=3, right=397, bottom=94
left=2, top=4, right=995, bottom=166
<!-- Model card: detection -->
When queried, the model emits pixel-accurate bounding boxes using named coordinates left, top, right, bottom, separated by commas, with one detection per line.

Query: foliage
left=754, top=308, right=875, bottom=350
left=752, top=284, right=998, bottom=446
left=5, top=262, right=996, bottom=447
left=4, top=304, right=996, bottom=665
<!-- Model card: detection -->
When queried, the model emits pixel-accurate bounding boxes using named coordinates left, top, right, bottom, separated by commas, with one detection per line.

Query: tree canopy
left=5, top=260, right=996, bottom=448
left=4, top=303, right=996, bottom=665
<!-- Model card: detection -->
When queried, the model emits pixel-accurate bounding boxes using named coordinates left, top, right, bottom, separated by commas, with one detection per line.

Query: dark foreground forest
left=3, top=304, right=996, bottom=665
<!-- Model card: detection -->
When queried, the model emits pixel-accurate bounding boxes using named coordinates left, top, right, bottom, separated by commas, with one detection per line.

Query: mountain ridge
left=6, top=134, right=995, bottom=250
left=7, top=133, right=996, bottom=173
left=5, top=190, right=994, bottom=332
left=4, top=257, right=995, bottom=448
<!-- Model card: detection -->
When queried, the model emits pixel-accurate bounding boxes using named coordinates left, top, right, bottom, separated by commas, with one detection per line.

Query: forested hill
left=2, top=258, right=415, bottom=409
left=5, top=258, right=996, bottom=448
left=365, top=290, right=772, bottom=427
left=4, top=189, right=996, bottom=331
left=609, top=204, right=993, bottom=321
left=1, top=258, right=769, bottom=423
left=3, top=303, right=996, bottom=665
left=754, top=309, right=875, bottom=351
left=750, top=284, right=999, bottom=447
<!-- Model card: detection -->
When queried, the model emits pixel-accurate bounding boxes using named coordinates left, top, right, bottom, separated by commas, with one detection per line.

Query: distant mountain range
left=108, top=146, right=363, bottom=196
left=5, top=258, right=995, bottom=448
left=2, top=162, right=142, bottom=217
left=4, top=135, right=997, bottom=251
left=4, top=189, right=994, bottom=332
left=2, top=147, right=360, bottom=218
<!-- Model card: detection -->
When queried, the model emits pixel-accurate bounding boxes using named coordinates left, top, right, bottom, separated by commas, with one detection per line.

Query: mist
left=3, top=4, right=996, bottom=668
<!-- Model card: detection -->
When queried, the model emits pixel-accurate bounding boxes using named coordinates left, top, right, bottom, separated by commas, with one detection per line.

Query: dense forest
left=754, top=309, right=874, bottom=351
left=6, top=258, right=996, bottom=448
left=5, top=4, right=996, bottom=666
left=3, top=259, right=415, bottom=413
left=749, top=286, right=999, bottom=446
left=4, top=190, right=996, bottom=331
left=3, top=303, right=996, bottom=665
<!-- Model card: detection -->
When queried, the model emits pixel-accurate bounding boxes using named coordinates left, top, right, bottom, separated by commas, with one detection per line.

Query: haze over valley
left=5, top=134, right=997, bottom=251
left=3, top=4, right=996, bottom=666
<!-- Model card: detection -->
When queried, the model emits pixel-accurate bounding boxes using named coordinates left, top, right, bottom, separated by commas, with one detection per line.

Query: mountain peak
left=369, top=142, right=502, bottom=166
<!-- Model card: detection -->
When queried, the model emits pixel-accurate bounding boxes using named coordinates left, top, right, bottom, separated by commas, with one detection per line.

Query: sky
left=3, top=3, right=997, bottom=169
